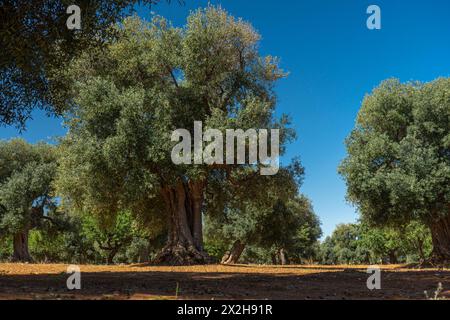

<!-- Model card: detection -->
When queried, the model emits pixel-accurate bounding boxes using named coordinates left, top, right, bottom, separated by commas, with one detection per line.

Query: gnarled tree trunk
left=222, top=240, right=246, bottom=265
left=429, top=215, right=450, bottom=265
left=12, top=229, right=32, bottom=262
left=154, top=180, right=210, bottom=265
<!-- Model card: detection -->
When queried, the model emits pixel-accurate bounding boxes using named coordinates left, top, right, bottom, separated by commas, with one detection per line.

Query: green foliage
left=205, top=194, right=322, bottom=264
left=0, top=237, right=12, bottom=260
left=0, top=139, right=57, bottom=236
left=339, top=78, right=450, bottom=228
left=0, top=0, right=172, bottom=128
left=319, top=221, right=433, bottom=265
left=56, top=6, right=296, bottom=257
left=319, top=224, right=367, bottom=265
left=258, top=196, right=322, bottom=262
left=21, top=210, right=162, bottom=264
left=80, top=211, right=156, bottom=264
left=401, top=221, right=433, bottom=263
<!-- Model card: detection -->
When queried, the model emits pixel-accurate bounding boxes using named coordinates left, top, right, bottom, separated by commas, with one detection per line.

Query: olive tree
left=340, top=78, right=450, bottom=264
left=0, top=139, right=57, bottom=261
left=56, top=6, right=296, bottom=265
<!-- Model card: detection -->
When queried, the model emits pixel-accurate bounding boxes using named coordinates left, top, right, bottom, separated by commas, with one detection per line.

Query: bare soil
left=0, top=263, right=449, bottom=300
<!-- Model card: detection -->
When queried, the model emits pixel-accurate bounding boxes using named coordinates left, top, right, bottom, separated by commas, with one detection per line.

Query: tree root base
left=153, top=244, right=214, bottom=266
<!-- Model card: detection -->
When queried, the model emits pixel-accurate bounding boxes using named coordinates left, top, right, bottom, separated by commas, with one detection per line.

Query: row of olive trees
left=0, top=207, right=164, bottom=264
left=1, top=2, right=449, bottom=265
left=319, top=221, right=433, bottom=265
left=1, top=6, right=319, bottom=265
left=0, top=140, right=164, bottom=263
left=0, top=137, right=318, bottom=264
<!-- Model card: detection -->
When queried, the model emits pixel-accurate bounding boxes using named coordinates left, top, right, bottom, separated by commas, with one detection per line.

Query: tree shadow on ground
left=1, top=268, right=449, bottom=300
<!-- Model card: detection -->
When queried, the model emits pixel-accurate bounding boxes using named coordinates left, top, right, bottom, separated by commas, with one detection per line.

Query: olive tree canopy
left=0, top=139, right=57, bottom=261
left=339, top=78, right=450, bottom=263
left=56, top=6, right=298, bottom=265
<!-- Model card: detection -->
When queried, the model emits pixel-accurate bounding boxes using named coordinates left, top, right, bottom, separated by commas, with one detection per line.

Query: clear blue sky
left=1, top=0, right=449, bottom=238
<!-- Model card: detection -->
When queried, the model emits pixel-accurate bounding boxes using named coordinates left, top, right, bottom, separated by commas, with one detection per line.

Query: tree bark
left=12, top=229, right=32, bottom=262
left=222, top=240, right=246, bottom=265
left=187, top=180, right=204, bottom=251
left=106, top=248, right=119, bottom=265
left=429, top=215, right=450, bottom=264
left=279, top=248, right=289, bottom=265
left=388, top=251, right=398, bottom=264
left=154, top=180, right=210, bottom=265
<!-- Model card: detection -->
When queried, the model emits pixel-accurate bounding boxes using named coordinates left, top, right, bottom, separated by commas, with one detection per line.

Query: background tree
left=0, top=139, right=57, bottom=261
left=80, top=211, right=158, bottom=264
left=206, top=189, right=322, bottom=265
left=319, top=221, right=433, bottom=265
left=319, top=223, right=367, bottom=265
left=339, top=78, right=450, bottom=264
left=56, top=6, right=296, bottom=265
left=18, top=209, right=164, bottom=264
left=257, top=196, right=322, bottom=265
left=0, top=0, right=175, bottom=128
left=205, top=163, right=303, bottom=265
left=402, top=221, right=433, bottom=263
left=358, top=224, right=404, bottom=264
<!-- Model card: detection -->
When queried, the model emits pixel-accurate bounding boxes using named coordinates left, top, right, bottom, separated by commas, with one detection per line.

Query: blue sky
left=1, top=0, right=449, bottom=238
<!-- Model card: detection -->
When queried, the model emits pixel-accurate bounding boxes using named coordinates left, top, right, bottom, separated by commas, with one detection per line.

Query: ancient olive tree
left=0, top=139, right=57, bottom=261
left=339, top=78, right=450, bottom=264
left=56, top=6, right=296, bottom=265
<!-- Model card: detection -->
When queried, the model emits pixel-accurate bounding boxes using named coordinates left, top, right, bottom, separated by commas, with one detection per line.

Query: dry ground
left=0, top=263, right=449, bottom=300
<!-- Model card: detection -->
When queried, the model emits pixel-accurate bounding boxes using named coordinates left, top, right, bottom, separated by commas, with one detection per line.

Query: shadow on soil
left=1, top=268, right=449, bottom=300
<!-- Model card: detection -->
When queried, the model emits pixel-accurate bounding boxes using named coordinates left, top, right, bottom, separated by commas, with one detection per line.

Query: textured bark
left=222, top=240, right=246, bottom=265
left=429, top=215, right=450, bottom=264
left=154, top=180, right=210, bottom=265
left=12, top=230, right=32, bottom=262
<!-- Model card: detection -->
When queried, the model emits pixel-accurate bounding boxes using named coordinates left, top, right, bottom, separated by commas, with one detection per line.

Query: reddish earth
left=0, top=263, right=449, bottom=300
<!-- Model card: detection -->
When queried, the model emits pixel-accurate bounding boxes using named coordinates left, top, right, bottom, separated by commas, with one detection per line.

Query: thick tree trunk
left=106, top=248, right=119, bottom=265
left=278, top=248, right=289, bottom=265
left=154, top=181, right=210, bottom=265
left=12, top=230, right=32, bottom=262
left=222, top=240, right=246, bottom=265
left=429, top=215, right=450, bottom=264
left=188, top=180, right=204, bottom=251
